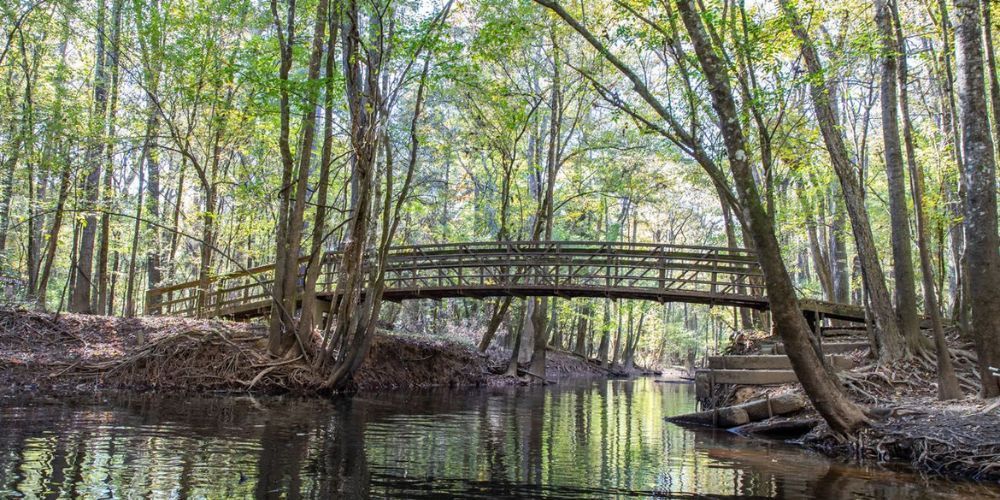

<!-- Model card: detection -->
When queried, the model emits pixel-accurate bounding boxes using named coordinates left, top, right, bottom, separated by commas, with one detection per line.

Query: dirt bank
left=685, top=337, right=1000, bottom=482
left=0, top=309, right=608, bottom=397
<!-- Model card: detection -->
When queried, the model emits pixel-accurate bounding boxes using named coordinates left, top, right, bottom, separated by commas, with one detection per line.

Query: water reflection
left=0, top=380, right=996, bottom=498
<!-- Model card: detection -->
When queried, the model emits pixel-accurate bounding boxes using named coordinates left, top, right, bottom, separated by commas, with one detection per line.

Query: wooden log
left=666, top=393, right=808, bottom=428
left=730, top=417, right=822, bottom=439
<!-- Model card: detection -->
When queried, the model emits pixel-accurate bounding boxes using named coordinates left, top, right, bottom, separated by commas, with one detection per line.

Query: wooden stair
left=768, top=340, right=870, bottom=355
left=707, top=354, right=857, bottom=371
left=694, top=351, right=863, bottom=400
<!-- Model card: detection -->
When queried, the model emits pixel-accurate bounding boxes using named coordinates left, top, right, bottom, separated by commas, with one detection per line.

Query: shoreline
left=0, top=310, right=618, bottom=398
left=6, top=309, right=994, bottom=485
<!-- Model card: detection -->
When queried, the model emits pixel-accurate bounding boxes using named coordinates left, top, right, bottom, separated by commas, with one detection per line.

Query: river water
left=0, top=379, right=997, bottom=499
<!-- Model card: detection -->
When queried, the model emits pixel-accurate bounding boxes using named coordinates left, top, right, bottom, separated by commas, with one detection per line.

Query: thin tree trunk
left=935, top=0, right=971, bottom=331
left=70, top=0, right=109, bottom=314
left=781, top=0, right=906, bottom=361
left=268, top=0, right=331, bottom=355
left=124, top=126, right=148, bottom=318
left=875, top=0, right=924, bottom=351
left=0, top=125, right=21, bottom=254
left=892, top=0, right=961, bottom=399
left=574, top=302, right=590, bottom=356
left=479, top=297, right=512, bottom=352
left=298, top=3, right=339, bottom=344
left=37, top=165, right=70, bottom=309
left=96, top=0, right=123, bottom=315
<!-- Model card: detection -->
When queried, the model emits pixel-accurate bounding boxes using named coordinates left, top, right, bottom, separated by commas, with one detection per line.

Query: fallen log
left=665, top=393, right=808, bottom=428
left=730, top=417, right=822, bottom=439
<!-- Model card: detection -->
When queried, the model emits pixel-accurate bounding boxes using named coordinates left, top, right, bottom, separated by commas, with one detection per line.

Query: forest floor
left=713, top=334, right=1000, bottom=482
left=0, top=309, right=610, bottom=397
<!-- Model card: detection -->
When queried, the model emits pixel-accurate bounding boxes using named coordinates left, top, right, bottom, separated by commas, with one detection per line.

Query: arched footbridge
left=144, top=241, right=866, bottom=323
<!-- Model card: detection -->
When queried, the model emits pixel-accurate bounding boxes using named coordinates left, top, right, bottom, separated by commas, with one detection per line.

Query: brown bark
left=0, top=122, right=20, bottom=254
left=830, top=193, right=850, bottom=304
left=574, top=302, right=590, bottom=356
left=954, top=0, right=1000, bottom=398
left=876, top=0, right=923, bottom=351
left=96, top=0, right=123, bottom=316
left=70, top=0, right=109, bottom=314
left=892, top=0, right=961, bottom=399
left=298, top=6, right=340, bottom=341
left=934, top=0, right=971, bottom=331
left=268, top=0, right=330, bottom=355
left=478, top=297, right=512, bottom=352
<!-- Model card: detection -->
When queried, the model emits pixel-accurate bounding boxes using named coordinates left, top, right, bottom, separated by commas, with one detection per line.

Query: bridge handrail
left=146, top=241, right=756, bottom=294
left=144, top=241, right=762, bottom=317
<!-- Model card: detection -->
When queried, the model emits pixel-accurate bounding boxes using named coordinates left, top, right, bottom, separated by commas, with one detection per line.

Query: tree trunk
left=935, top=0, right=972, bottom=332
left=70, top=0, right=109, bottom=314
left=298, top=4, right=340, bottom=344
left=892, top=0, right=962, bottom=399
left=574, top=302, right=590, bottom=356
left=96, top=0, right=123, bottom=316
left=268, top=0, right=331, bottom=355
left=954, top=0, right=1000, bottom=398
left=781, top=0, right=906, bottom=361
left=597, top=299, right=610, bottom=367
left=830, top=193, right=850, bottom=304
left=679, top=0, right=868, bottom=434
left=875, top=0, right=923, bottom=351
left=0, top=124, right=21, bottom=255
left=479, top=297, right=512, bottom=352
left=37, top=165, right=70, bottom=309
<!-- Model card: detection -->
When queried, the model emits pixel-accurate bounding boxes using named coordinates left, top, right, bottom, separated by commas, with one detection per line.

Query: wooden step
left=774, top=341, right=870, bottom=355
left=695, top=369, right=799, bottom=385
left=707, top=354, right=856, bottom=371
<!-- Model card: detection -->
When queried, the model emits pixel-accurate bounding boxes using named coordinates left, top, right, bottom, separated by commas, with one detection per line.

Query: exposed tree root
left=0, top=309, right=607, bottom=396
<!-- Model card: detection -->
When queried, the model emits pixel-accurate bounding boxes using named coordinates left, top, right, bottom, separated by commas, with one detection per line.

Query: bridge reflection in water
left=0, top=380, right=988, bottom=498
left=145, top=241, right=865, bottom=323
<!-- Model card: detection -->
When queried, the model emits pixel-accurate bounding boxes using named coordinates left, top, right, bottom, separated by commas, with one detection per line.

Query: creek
left=1, top=379, right=997, bottom=498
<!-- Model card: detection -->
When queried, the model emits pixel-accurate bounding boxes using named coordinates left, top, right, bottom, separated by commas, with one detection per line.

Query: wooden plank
left=707, top=354, right=857, bottom=371
left=774, top=341, right=871, bottom=355
left=696, top=369, right=799, bottom=385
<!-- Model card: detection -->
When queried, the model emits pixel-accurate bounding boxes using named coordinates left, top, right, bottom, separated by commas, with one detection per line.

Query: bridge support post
left=315, top=298, right=333, bottom=331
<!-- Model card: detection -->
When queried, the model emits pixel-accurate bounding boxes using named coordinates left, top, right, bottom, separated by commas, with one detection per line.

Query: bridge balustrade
left=145, top=241, right=766, bottom=319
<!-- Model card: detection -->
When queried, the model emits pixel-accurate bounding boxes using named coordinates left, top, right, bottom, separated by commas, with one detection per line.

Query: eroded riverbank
left=0, top=310, right=609, bottom=396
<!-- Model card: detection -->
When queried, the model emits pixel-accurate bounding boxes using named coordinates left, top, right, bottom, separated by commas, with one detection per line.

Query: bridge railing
left=145, top=241, right=764, bottom=318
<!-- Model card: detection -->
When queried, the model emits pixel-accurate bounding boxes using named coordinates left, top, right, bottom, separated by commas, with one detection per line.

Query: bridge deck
left=144, top=241, right=866, bottom=323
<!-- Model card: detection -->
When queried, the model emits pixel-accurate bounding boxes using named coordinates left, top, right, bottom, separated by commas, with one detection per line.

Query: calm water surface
left=1, top=379, right=997, bottom=499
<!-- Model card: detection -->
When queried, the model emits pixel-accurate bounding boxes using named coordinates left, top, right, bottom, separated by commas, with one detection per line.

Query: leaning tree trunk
left=781, top=0, right=905, bottom=361
left=954, top=0, right=1000, bottom=398
left=479, top=297, right=512, bottom=352
left=677, top=0, right=868, bottom=434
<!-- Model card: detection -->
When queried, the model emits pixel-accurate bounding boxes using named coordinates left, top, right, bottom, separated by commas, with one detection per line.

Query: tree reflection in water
left=0, top=380, right=996, bottom=498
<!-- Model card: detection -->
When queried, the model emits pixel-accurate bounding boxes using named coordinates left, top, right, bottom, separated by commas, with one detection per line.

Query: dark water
left=1, top=379, right=997, bottom=499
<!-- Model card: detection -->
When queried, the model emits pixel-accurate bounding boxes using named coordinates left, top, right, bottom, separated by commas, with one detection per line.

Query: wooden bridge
left=144, top=241, right=866, bottom=323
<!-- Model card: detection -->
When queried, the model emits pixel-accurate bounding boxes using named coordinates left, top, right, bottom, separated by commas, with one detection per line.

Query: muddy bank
left=0, top=310, right=608, bottom=397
